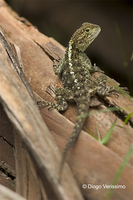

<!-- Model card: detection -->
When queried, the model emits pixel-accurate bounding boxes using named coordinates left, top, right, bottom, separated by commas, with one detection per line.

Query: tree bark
left=0, top=0, right=133, bottom=200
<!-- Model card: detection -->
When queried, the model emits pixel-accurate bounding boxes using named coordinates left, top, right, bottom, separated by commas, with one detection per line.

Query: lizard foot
left=37, top=100, right=59, bottom=110
left=53, top=59, right=60, bottom=71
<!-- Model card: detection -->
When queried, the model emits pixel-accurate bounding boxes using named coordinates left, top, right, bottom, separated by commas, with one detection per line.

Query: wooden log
left=0, top=0, right=133, bottom=200
left=0, top=184, right=27, bottom=200
left=0, top=1, right=84, bottom=200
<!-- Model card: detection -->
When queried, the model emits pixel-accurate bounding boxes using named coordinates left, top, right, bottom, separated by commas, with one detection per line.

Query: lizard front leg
left=54, top=56, right=65, bottom=76
left=80, top=52, right=104, bottom=74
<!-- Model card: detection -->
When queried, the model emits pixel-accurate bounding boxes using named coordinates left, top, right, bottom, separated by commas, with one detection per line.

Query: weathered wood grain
left=0, top=0, right=133, bottom=200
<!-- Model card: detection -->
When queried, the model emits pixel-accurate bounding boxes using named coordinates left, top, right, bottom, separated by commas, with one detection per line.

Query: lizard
left=38, top=22, right=119, bottom=181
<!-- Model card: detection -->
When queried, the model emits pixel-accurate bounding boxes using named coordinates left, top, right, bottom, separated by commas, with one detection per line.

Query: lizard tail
left=59, top=102, right=89, bottom=182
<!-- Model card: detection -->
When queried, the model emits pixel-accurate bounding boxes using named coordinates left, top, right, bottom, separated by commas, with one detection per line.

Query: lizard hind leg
left=38, top=99, right=68, bottom=111
left=38, top=86, right=73, bottom=112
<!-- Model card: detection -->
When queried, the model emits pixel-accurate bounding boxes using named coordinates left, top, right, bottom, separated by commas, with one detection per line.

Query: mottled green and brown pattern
left=38, top=22, right=118, bottom=181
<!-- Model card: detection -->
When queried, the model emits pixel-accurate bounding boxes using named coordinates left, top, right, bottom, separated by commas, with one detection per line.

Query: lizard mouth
left=89, top=27, right=101, bottom=42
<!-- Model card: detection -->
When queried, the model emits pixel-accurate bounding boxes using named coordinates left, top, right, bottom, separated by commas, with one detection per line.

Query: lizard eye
left=86, top=29, right=89, bottom=32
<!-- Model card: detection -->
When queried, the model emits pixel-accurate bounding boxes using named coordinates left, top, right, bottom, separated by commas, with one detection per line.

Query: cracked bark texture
left=0, top=0, right=133, bottom=200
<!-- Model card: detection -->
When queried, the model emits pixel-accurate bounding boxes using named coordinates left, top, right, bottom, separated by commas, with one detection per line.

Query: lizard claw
left=53, top=59, right=60, bottom=70
left=46, top=84, right=56, bottom=98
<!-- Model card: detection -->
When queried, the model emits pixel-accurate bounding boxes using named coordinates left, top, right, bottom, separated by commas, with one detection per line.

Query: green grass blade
left=106, top=144, right=133, bottom=200
left=124, top=112, right=133, bottom=125
left=101, top=119, right=117, bottom=145
left=131, top=52, right=133, bottom=60
left=96, top=123, right=101, bottom=142
left=83, top=126, right=98, bottom=140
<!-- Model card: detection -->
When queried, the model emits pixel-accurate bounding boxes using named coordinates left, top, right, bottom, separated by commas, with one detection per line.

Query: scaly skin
left=38, top=22, right=118, bottom=181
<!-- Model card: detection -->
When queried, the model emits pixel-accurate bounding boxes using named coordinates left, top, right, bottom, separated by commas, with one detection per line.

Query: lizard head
left=71, top=22, right=101, bottom=52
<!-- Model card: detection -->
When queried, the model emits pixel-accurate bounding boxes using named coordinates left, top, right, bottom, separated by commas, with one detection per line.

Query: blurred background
left=5, top=0, right=133, bottom=94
